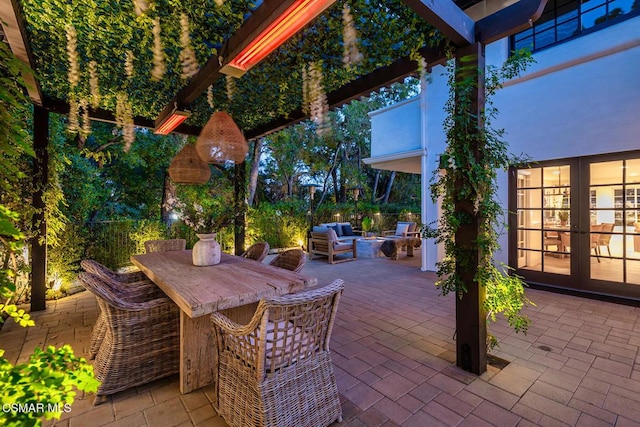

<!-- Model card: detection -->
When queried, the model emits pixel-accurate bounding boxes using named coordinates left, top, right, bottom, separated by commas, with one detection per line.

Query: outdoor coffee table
left=380, top=236, right=422, bottom=260
left=131, top=250, right=317, bottom=393
left=356, top=238, right=386, bottom=258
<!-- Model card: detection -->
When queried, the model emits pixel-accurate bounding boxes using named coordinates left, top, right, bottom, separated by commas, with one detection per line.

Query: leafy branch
left=429, top=48, right=536, bottom=348
left=1, top=38, right=100, bottom=426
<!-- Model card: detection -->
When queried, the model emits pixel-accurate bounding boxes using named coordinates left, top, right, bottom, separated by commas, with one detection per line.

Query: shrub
left=47, top=223, right=88, bottom=299
left=130, top=220, right=169, bottom=254
left=247, top=202, right=307, bottom=250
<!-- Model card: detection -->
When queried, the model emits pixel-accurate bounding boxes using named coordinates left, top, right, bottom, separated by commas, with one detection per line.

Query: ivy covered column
left=31, top=106, right=48, bottom=312
left=454, top=42, right=487, bottom=374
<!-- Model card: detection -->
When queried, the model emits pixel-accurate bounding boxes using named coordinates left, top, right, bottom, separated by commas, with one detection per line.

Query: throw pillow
left=341, top=223, right=354, bottom=236
left=326, top=228, right=339, bottom=242
left=329, top=225, right=343, bottom=237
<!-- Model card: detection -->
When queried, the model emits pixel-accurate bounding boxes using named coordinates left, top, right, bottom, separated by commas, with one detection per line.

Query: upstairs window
left=512, top=0, right=639, bottom=52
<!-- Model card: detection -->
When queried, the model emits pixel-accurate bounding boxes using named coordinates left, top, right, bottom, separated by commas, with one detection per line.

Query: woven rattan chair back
left=241, top=241, right=270, bottom=262
left=81, top=260, right=165, bottom=360
left=144, top=238, right=186, bottom=253
left=80, top=259, right=146, bottom=283
left=211, top=279, right=344, bottom=427
left=268, top=248, right=306, bottom=273
left=79, top=272, right=179, bottom=405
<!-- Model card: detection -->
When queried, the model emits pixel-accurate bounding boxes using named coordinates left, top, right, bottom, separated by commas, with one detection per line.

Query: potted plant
left=361, top=217, right=374, bottom=238
left=558, top=210, right=569, bottom=226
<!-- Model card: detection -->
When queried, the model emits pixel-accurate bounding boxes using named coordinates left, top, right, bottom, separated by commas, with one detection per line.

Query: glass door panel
left=516, top=165, right=571, bottom=276
left=511, top=153, right=640, bottom=300
left=589, top=160, right=635, bottom=285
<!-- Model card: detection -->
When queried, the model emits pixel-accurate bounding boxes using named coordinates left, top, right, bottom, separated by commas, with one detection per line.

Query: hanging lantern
left=169, top=143, right=211, bottom=184
left=195, top=111, right=248, bottom=164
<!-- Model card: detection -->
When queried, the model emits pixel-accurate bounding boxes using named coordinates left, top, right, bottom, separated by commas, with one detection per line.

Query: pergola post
left=454, top=42, right=487, bottom=374
left=31, top=106, right=48, bottom=312
left=234, top=161, right=246, bottom=256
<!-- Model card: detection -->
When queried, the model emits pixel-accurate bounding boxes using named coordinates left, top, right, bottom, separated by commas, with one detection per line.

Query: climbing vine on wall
left=430, top=48, right=536, bottom=347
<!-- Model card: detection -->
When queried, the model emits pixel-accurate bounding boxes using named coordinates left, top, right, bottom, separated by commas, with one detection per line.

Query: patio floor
left=2, top=248, right=640, bottom=426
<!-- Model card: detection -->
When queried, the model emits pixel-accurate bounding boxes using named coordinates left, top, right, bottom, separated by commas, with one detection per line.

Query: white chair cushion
left=252, top=320, right=314, bottom=371
left=395, top=223, right=409, bottom=236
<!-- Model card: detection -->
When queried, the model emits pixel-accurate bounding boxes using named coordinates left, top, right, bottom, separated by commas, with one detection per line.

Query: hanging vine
left=179, top=13, right=199, bottom=80
left=306, top=61, right=329, bottom=135
left=207, top=85, right=214, bottom=109
left=342, top=3, right=363, bottom=68
left=429, top=48, right=536, bottom=347
left=88, top=60, right=100, bottom=108
left=151, top=17, right=166, bottom=82
left=21, top=0, right=437, bottom=132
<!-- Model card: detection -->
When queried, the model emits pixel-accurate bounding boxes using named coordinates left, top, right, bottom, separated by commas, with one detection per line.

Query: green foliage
left=429, top=49, right=536, bottom=347
left=47, top=223, right=87, bottom=299
left=1, top=42, right=99, bottom=425
left=481, top=265, right=532, bottom=333
left=19, top=0, right=438, bottom=134
left=361, top=216, right=372, bottom=232
left=130, top=219, right=170, bottom=254
left=247, top=201, right=308, bottom=249
left=0, top=345, right=100, bottom=426
left=170, top=179, right=235, bottom=234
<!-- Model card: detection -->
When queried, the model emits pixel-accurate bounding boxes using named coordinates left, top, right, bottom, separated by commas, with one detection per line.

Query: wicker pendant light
left=195, top=111, right=248, bottom=164
left=169, top=143, right=211, bottom=184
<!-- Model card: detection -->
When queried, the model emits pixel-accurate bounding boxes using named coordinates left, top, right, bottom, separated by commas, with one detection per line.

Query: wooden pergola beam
left=43, top=96, right=203, bottom=136
left=47, top=43, right=448, bottom=141
left=155, top=0, right=475, bottom=132
left=0, top=0, right=42, bottom=105
left=475, top=0, right=548, bottom=44
left=245, top=44, right=448, bottom=140
left=401, top=0, right=475, bottom=46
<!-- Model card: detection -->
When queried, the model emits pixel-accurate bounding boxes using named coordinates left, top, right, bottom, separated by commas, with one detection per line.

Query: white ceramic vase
left=192, top=233, right=221, bottom=266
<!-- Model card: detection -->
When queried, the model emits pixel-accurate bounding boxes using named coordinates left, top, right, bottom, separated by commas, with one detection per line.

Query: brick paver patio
left=2, top=248, right=640, bottom=426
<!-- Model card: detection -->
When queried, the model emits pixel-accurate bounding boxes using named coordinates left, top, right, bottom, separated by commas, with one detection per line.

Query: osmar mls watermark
left=2, top=403, right=72, bottom=414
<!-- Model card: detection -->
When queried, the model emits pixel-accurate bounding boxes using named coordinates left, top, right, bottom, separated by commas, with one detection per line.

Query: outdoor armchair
left=211, top=279, right=344, bottom=427
left=309, top=230, right=357, bottom=264
left=80, top=259, right=147, bottom=283
left=241, top=241, right=270, bottom=263
left=382, top=221, right=420, bottom=238
left=80, top=259, right=165, bottom=359
left=79, top=272, right=180, bottom=405
left=268, top=248, right=306, bottom=272
left=144, top=238, right=186, bottom=253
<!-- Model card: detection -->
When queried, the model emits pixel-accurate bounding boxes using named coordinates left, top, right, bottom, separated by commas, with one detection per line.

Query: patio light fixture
left=220, top=0, right=336, bottom=77
left=154, top=106, right=190, bottom=135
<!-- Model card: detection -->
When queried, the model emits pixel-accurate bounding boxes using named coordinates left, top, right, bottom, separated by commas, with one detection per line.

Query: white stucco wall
left=369, top=97, right=422, bottom=157
left=370, top=14, right=640, bottom=270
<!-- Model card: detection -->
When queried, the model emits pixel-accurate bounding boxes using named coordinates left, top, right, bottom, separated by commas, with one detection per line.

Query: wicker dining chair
left=211, top=279, right=344, bottom=427
left=78, top=272, right=180, bottom=405
left=80, top=260, right=165, bottom=359
left=144, top=238, right=186, bottom=253
left=241, top=242, right=270, bottom=263
left=268, top=248, right=306, bottom=273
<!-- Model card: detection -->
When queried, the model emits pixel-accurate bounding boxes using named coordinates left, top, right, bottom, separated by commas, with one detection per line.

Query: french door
left=510, top=153, right=640, bottom=301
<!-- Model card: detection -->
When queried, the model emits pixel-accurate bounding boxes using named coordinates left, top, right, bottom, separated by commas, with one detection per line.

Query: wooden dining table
left=131, top=250, right=317, bottom=393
